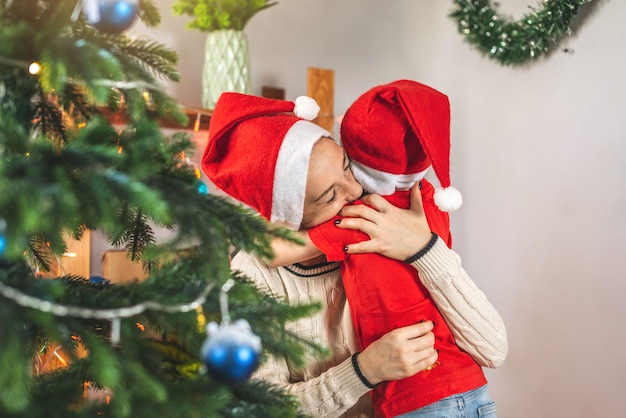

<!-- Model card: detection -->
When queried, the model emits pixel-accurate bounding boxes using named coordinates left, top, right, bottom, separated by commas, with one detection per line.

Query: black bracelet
left=351, top=352, right=378, bottom=389
left=404, top=232, right=438, bottom=264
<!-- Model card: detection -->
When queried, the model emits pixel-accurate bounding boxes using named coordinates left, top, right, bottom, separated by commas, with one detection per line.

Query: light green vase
left=202, top=29, right=251, bottom=110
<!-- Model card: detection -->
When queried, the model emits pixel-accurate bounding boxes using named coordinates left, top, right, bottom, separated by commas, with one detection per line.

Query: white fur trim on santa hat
left=272, top=120, right=331, bottom=229
left=434, top=186, right=462, bottom=212
left=293, top=96, right=320, bottom=121
left=350, top=159, right=430, bottom=195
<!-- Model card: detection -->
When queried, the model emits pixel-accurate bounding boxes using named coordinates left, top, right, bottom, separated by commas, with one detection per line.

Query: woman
left=202, top=93, right=507, bottom=417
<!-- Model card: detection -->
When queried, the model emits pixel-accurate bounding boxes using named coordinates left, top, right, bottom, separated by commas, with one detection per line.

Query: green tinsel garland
left=450, top=0, right=593, bottom=66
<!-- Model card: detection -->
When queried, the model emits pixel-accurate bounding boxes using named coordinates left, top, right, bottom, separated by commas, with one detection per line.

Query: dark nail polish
left=334, top=219, right=341, bottom=225
left=418, top=181, right=422, bottom=190
left=343, top=246, right=349, bottom=253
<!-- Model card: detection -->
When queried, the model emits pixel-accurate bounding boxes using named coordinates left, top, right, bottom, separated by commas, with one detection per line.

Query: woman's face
left=301, top=138, right=363, bottom=229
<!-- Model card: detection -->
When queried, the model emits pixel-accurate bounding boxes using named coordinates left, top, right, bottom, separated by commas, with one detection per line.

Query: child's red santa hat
left=201, top=92, right=331, bottom=229
left=340, top=79, right=462, bottom=212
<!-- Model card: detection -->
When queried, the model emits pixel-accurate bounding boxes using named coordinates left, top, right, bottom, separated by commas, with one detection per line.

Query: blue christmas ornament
left=0, top=219, right=6, bottom=256
left=197, top=181, right=209, bottom=195
left=84, top=0, right=139, bottom=34
left=200, top=319, right=262, bottom=385
left=89, top=275, right=111, bottom=285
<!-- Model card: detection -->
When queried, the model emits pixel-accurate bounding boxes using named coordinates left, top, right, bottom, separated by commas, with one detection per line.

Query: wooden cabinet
left=41, top=230, right=90, bottom=279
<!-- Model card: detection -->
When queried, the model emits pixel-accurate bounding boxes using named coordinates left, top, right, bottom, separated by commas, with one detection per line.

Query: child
left=268, top=80, right=498, bottom=418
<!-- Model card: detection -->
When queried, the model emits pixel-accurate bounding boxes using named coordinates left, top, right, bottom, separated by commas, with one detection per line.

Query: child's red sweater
left=308, top=179, right=486, bottom=418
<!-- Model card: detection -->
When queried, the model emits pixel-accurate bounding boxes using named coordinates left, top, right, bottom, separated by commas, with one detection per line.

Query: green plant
left=172, top=0, right=278, bottom=32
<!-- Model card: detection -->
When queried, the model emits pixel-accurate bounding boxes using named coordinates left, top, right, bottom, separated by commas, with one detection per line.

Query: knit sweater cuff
left=333, top=356, right=372, bottom=401
left=408, top=236, right=458, bottom=283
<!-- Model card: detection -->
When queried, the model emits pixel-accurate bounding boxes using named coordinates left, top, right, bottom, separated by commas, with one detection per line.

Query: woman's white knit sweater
left=231, top=238, right=508, bottom=418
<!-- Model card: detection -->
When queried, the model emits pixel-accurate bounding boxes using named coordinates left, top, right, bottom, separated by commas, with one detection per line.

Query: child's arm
left=265, top=231, right=322, bottom=267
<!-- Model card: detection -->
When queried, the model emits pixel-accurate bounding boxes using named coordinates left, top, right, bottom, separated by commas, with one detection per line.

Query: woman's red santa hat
left=340, top=79, right=462, bottom=212
left=201, top=92, right=331, bottom=230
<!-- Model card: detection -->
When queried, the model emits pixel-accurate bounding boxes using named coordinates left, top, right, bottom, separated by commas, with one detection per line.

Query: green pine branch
left=0, top=1, right=317, bottom=416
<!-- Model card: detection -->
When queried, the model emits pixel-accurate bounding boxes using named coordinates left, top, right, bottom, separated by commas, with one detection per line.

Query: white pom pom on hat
left=434, top=186, right=462, bottom=212
left=293, top=96, right=320, bottom=121
left=340, top=79, right=462, bottom=212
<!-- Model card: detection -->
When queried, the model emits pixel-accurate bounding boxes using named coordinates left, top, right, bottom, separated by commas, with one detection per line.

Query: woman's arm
left=255, top=321, right=438, bottom=418
left=265, top=231, right=322, bottom=267
left=233, top=251, right=438, bottom=417
left=408, top=236, right=508, bottom=368
left=233, top=252, right=368, bottom=417
left=254, top=354, right=369, bottom=418
left=337, top=186, right=508, bottom=368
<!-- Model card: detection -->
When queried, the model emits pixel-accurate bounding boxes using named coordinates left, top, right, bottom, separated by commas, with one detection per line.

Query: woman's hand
left=357, top=321, right=438, bottom=385
left=337, top=185, right=432, bottom=260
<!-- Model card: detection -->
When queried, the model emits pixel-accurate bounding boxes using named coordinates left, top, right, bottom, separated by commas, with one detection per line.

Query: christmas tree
left=0, top=1, right=321, bottom=417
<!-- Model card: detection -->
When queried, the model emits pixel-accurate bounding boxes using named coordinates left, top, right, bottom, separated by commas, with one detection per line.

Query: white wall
left=118, top=1, right=626, bottom=416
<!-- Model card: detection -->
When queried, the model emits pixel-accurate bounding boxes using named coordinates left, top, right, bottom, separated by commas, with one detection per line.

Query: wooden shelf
left=99, top=106, right=212, bottom=131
